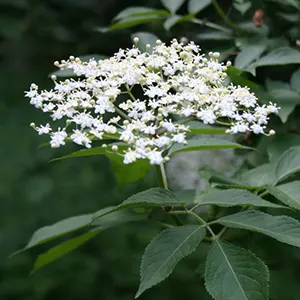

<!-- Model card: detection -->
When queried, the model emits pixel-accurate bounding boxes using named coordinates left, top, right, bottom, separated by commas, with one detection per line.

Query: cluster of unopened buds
left=25, top=38, right=279, bottom=165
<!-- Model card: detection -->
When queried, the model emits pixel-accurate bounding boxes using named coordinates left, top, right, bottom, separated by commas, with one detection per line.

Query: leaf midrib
left=140, top=225, right=204, bottom=291
left=215, top=240, right=249, bottom=300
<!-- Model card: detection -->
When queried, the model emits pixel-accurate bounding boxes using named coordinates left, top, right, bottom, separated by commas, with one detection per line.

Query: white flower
left=197, top=109, right=216, bottom=124
left=70, top=130, right=91, bottom=148
left=148, top=151, right=163, bottom=165
left=251, top=123, right=264, bottom=134
left=50, top=129, right=67, bottom=148
left=172, top=133, right=186, bottom=143
left=124, top=150, right=137, bottom=164
left=162, top=121, right=176, bottom=132
left=36, top=124, right=52, bottom=135
left=26, top=38, right=279, bottom=165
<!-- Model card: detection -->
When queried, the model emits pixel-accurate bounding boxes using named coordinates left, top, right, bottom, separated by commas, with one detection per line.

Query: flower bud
left=268, top=129, right=276, bottom=136
left=133, top=37, right=139, bottom=44
left=51, top=75, right=57, bottom=81
left=112, top=145, right=118, bottom=152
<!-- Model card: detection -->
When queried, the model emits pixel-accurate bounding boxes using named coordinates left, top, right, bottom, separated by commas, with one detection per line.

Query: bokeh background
left=0, top=0, right=212, bottom=299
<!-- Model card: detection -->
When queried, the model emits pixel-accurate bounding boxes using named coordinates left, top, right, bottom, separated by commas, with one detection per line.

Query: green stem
left=187, top=210, right=216, bottom=237
left=155, top=163, right=169, bottom=190
left=211, top=0, right=240, bottom=32
left=191, top=18, right=232, bottom=34
left=114, top=105, right=132, bottom=121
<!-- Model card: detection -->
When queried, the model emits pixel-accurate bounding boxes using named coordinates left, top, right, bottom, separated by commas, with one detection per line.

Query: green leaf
left=196, top=31, right=233, bottom=40
left=34, top=230, right=100, bottom=271
left=14, top=206, right=120, bottom=255
left=196, top=189, right=285, bottom=208
left=163, top=13, right=194, bottom=30
left=33, top=208, right=148, bottom=271
left=268, top=181, right=300, bottom=210
left=205, top=240, right=269, bottom=300
left=163, top=15, right=181, bottom=30
left=290, top=69, right=300, bottom=94
left=186, top=121, right=226, bottom=135
left=238, top=163, right=276, bottom=187
left=108, top=154, right=152, bottom=188
left=251, top=47, right=300, bottom=75
left=22, top=214, right=96, bottom=250
left=214, top=210, right=300, bottom=247
left=113, top=7, right=170, bottom=21
left=98, top=15, right=164, bottom=32
left=51, top=145, right=125, bottom=162
left=233, top=0, right=252, bottom=15
left=93, top=188, right=184, bottom=221
left=91, top=208, right=149, bottom=227
left=136, top=225, right=206, bottom=298
left=227, top=66, right=261, bottom=91
left=199, top=169, right=256, bottom=190
left=188, top=0, right=211, bottom=14
left=169, top=138, right=250, bottom=156
left=268, top=134, right=300, bottom=160
left=267, top=88, right=300, bottom=123
left=235, top=40, right=267, bottom=70
left=160, top=0, right=186, bottom=14
left=50, top=55, right=108, bottom=78
left=275, top=146, right=300, bottom=183
left=131, top=32, right=158, bottom=52
left=265, top=0, right=300, bottom=11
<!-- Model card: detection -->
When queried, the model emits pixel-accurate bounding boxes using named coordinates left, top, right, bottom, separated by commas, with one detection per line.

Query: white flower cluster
left=25, top=39, right=278, bottom=165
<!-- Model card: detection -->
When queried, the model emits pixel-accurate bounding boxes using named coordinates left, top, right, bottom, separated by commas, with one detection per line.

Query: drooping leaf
left=169, top=138, right=250, bottom=156
left=275, top=146, right=300, bottom=183
left=268, top=181, right=300, bottom=210
left=268, top=134, right=300, bottom=160
left=33, top=208, right=149, bottom=271
left=131, top=32, right=159, bottom=52
left=113, top=6, right=170, bottom=21
left=136, top=225, right=206, bottom=297
left=188, top=0, right=211, bottom=14
left=290, top=68, right=300, bottom=94
left=160, top=0, right=186, bottom=14
left=214, top=210, right=300, bottom=247
left=93, top=188, right=184, bottom=221
left=205, top=240, right=269, bottom=300
left=34, top=229, right=100, bottom=271
left=50, top=55, right=108, bottom=78
left=186, top=121, right=226, bottom=135
left=15, top=206, right=114, bottom=254
left=195, top=189, right=285, bottom=208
